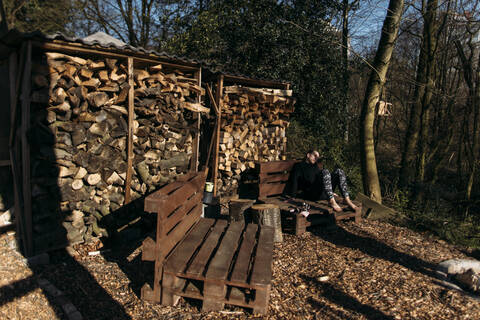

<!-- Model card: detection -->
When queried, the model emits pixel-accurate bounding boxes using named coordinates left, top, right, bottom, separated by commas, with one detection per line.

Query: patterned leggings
left=318, top=168, right=350, bottom=200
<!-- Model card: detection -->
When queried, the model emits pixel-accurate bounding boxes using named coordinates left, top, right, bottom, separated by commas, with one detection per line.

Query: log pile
left=216, top=85, right=295, bottom=195
left=28, top=52, right=205, bottom=250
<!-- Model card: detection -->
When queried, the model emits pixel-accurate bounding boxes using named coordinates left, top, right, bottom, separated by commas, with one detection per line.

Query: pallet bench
left=256, top=160, right=362, bottom=235
left=141, top=171, right=274, bottom=314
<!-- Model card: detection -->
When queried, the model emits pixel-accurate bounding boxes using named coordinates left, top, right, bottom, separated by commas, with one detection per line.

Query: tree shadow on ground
left=100, top=200, right=155, bottom=300
left=300, top=274, right=394, bottom=320
left=309, top=223, right=439, bottom=279
left=0, top=244, right=131, bottom=319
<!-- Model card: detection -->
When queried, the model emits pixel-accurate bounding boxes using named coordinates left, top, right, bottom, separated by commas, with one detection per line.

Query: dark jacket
left=284, top=161, right=322, bottom=200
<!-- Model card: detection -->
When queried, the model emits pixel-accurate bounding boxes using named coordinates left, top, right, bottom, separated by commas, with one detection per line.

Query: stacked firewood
left=216, top=85, right=295, bottom=195
left=28, top=52, right=205, bottom=248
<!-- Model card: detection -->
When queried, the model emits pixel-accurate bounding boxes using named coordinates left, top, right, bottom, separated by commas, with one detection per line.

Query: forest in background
left=1, top=0, right=479, bottom=248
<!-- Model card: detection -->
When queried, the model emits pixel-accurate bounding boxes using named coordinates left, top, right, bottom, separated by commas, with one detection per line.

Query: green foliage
left=166, top=0, right=347, bottom=145
left=392, top=189, right=410, bottom=212
left=286, top=120, right=321, bottom=159
left=381, top=183, right=480, bottom=249
left=2, top=0, right=74, bottom=34
left=286, top=120, right=362, bottom=195
left=405, top=209, right=480, bottom=249
left=322, top=141, right=362, bottom=195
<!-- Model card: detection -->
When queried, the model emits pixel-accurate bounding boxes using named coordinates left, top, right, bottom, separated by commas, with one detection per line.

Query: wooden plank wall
left=20, top=41, right=33, bottom=256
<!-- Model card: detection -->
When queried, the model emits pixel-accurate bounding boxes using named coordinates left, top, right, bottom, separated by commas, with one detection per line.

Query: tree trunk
left=400, top=0, right=439, bottom=187
left=415, top=0, right=440, bottom=196
left=342, top=0, right=350, bottom=143
left=251, top=204, right=282, bottom=243
left=455, top=31, right=480, bottom=208
left=360, top=0, right=404, bottom=203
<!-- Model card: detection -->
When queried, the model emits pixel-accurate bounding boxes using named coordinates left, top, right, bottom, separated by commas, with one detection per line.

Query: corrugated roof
left=81, top=31, right=127, bottom=47
left=0, top=29, right=290, bottom=88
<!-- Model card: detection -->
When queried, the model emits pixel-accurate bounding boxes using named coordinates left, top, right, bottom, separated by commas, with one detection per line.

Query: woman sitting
left=283, top=150, right=358, bottom=212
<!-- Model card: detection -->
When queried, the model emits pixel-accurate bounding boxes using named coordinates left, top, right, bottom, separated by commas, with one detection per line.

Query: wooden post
left=8, top=51, right=17, bottom=146
left=191, top=68, right=202, bottom=172
left=8, top=49, right=26, bottom=254
left=204, top=83, right=219, bottom=172
left=20, top=41, right=33, bottom=256
left=124, top=57, right=134, bottom=204
left=213, top=75, right=223, bottom=196
left=9, top=43, right=26, bottom=147
left=153, top=198, right=168, bottom=303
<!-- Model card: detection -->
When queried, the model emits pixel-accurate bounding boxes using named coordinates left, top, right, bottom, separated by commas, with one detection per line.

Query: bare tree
left=342, top=0, right=360, bottom=143
left=454, top=0, right=480, bottom=209
left=399, top=0, right=445, bottom=190
left=72, top=0, right=195, bottom=48
left=360, top=0, right=404, bottom=203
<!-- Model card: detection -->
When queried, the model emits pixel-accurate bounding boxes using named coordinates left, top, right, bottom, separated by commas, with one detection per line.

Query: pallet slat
left=164, top=191, right=203, bottom=234
left=205, top=222, right=244, bottom=280
left=259, top=183, right=285, bottom=197
left=142, top=237, right=156, bottom=261
left=250, top=226, right=274, bottom=286
left=165, top=218, right=215, bottom=273
left=145, top=173, right=204, bottom=213
left=161, top=203, right=203, bottom=258
left=256, top=160, right=297, bottom=174
left=148, top=183, right=197, bottom=218
left=230, top=224, right=258, bottom=283
left=258, top=172, right=290, bottom=183
left=186, top=219, right=228, bottom=277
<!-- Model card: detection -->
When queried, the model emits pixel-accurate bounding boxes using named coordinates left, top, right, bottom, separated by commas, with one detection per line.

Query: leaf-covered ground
left=1, top=219, right=479, bottom=319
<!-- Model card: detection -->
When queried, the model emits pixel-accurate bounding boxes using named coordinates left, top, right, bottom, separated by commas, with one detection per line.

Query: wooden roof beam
left=32, top=40, right=201, bottom=72
left=222, top=74, right=290, bottom=90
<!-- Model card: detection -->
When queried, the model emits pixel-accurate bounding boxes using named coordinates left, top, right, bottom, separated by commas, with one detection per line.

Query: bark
left=416, top=0, right=441, bottom=191
left=455, top=28, right=480, bottom=205
left=0, top=0, right=7, bottom=32
left=360, top=0, right=404, bottom=203
left=341, top=0, right=359, bottom=143
left=342, top=0, right=349, bottom=142
left=400, top=0, right=439, bottom=187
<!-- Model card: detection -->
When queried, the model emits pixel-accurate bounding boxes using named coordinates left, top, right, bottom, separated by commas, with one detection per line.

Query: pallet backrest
left=256, top=160, right=297, bottom=198
left=144, top=171, right=206, bottom=259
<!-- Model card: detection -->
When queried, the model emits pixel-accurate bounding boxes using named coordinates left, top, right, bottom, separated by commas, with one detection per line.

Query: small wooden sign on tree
left=377, top=100, right=392, bottom=116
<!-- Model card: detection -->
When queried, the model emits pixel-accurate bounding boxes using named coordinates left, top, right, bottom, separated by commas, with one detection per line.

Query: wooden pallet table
left=141, top=171, right=274, bottom=314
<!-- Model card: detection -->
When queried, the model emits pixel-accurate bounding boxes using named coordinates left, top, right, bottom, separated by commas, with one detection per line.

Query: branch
left=279, top=18, right=383, bottom=79
left=0, top=0, right=7, bottom=32
left=85, top=0, right=127, bottom=43
left=7, top=0, right=28, bottom=28
left=454, top=39, right=473, bottom=89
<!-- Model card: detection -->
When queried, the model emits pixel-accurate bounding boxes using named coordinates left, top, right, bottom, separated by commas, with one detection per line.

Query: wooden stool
left=251, top=204, right=283, bottom=243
